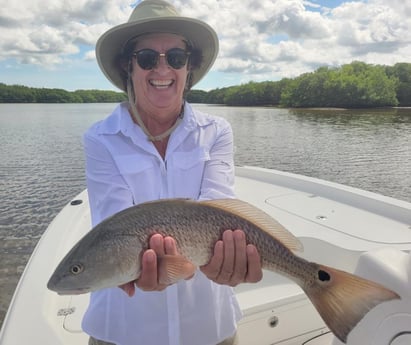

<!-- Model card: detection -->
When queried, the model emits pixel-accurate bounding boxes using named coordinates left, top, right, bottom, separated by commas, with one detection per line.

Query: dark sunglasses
left=132, top=48, right=191, bottom=70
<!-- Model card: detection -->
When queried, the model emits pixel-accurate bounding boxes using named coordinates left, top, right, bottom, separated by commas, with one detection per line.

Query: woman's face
left=131, top=33, right=189, bottom=117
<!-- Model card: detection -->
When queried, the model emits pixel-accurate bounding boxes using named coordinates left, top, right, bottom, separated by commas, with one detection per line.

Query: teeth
left=150, top=80, right=173, bottom=87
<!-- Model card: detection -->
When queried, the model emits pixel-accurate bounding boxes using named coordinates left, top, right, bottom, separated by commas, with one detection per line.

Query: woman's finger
left=230, top=230, right=247, bottom=285
left=217, top=230, right=235, bottom=284
left=245, top=244, right=263, bottom=283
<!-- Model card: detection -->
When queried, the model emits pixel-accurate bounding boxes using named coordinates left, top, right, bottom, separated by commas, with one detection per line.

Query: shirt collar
left=97, top=101, right=215, bottom=138
left=182, top=102, right=216, bottom=129
left=97, top=102, right=132, bottom=135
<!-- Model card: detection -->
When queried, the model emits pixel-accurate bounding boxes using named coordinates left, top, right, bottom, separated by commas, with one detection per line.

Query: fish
left=47, top=198, right=400, bottom=343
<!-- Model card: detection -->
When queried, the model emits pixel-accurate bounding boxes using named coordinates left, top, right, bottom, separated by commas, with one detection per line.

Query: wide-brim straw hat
left=96, top=0, right=219, bottom=92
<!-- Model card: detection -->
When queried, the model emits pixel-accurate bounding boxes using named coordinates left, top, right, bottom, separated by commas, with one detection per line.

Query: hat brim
left=96, top=17, right=219, bottom=92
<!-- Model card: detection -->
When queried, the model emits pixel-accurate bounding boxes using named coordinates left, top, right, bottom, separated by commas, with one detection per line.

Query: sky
left=0, top=0, right=410, bottom=92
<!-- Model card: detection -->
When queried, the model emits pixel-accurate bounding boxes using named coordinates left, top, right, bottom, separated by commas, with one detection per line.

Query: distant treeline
left=0, top=85, right=127, bottom=103
left=1, top=61, right=410, bottom=108
left=186, top=61, right=411, bottom=108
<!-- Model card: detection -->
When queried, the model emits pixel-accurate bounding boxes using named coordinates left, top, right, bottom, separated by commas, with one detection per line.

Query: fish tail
left=303, top=264, right=400, bottom=343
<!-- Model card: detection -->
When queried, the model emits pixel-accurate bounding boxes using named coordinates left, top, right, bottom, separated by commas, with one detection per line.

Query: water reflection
left=288, top=107, right=411, bottom=126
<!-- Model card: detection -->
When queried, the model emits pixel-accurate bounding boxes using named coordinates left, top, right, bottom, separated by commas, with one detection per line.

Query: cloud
left=0, top=0, right=131, bottom=65
left=174, top=0, right=411, bottom=83
left=84, top=50, right=96, bottom=61
left=0, top=0, right=410, bottom=88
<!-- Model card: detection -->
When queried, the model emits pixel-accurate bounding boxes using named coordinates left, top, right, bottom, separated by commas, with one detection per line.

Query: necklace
left=127, top=81, right=184, bottom=142
left=129, top=101, right=184, bottom=142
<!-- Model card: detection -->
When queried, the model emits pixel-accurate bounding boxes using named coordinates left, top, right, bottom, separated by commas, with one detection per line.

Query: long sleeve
left=82, top=102, right=241, bottom=345
left=84, top=128, right=134, bottom=226
left=200, top=118, right=235, bottom=200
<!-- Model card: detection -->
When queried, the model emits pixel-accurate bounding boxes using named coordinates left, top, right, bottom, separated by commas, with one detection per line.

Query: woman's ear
left=185, top=71, right=194, bottom=93
left=119, top=57, right=130, bottom=74
left=118, top=57, right=133, bottom=92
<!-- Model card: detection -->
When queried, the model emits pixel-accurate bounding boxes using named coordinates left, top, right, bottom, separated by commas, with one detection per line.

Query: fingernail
left=152, top=235, right=162, bottom=246
left=246, top=244, right=255, bottom=254
left=223, top=230, right=233, bottom=240
left=146, top=250, right=156, bottom=263
left=165, top=237, right=175, bottom=252
left=234, top=230, right=244, bottom=240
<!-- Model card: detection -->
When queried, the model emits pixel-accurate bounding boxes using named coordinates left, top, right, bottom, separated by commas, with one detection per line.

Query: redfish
left=47, top=198, right=399, bottom=343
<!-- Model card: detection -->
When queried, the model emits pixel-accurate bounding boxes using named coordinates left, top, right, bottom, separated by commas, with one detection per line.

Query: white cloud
left=176, top=0, right=411, bottom=83
left=0, top=0, right=131, bottom=65
left=0, top=0, right=410, bottom=89
left=84, top=50, right=96, bottom=61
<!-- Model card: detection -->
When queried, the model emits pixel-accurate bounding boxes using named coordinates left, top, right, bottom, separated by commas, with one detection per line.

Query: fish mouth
left=47, top=279, right=91, bottom=295
left=56, top=287, right=92, bottom=295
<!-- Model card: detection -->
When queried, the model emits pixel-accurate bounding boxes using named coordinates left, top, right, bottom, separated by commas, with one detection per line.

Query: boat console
left=343, top=248, right=411, bottom=345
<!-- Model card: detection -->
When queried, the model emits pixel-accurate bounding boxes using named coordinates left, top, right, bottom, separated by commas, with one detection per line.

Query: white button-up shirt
left=81, top=102, right=241, bottom=345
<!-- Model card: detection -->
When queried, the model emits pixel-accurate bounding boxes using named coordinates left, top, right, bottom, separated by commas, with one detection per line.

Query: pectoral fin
left=157, top=255, right=196, bottom=285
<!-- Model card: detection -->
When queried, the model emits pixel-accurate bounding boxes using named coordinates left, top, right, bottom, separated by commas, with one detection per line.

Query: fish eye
left=70, top=263, right=84, bottom=275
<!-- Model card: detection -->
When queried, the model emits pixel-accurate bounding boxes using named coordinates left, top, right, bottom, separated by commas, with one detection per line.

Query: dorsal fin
left=199, top=199, right=303, bottom=252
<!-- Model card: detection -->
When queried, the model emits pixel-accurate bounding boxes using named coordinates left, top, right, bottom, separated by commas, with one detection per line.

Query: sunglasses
left=132, top=48, right=191, bottom=70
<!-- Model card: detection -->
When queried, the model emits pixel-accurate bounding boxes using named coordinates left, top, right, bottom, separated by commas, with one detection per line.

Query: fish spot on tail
left=318, top=269, right=331, bottom=282
left=306, top=264, right=400, bottom=343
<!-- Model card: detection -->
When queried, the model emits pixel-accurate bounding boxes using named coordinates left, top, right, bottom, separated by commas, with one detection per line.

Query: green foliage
left=194, top=61, right=408, bottom=108
left=185, top=89, right=208, bottom=103
left=385, top=63, right=411, bottom=106
left=0, top=83, right=36, bottom=103
left=0, top=83, right=127, bottom=103
left=223, top=81, right=283, bottom=106
left=280, top=62, right=399, bottom=108
left=74, top=89, right=127, bottom=103
left=204, top=87, right=232, bottom=104
left=1, top=61, right=410, bottom=107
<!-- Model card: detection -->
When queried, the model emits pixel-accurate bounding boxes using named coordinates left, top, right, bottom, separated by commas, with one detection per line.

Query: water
left=0, top=103, right=410, bottom=327
left=201, top=105, right=411, bottom=199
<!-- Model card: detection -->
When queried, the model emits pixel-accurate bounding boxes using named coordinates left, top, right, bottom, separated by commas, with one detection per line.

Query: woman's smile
left=149, top=79, right=174, bottom=89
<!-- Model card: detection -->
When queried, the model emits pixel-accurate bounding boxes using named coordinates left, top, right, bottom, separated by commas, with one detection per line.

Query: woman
left=83, top=1, right=262, bottom=344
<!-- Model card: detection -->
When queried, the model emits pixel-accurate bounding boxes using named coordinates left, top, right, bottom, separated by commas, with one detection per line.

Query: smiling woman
left=81, top=1, right=263, bottom=345
left=125, top=33, right=193, bottom=147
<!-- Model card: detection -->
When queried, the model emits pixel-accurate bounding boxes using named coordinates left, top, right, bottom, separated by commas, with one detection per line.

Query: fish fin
left=138, top=198, right=192, bottom=206
left=200, top=199, right=303, bottom=252
left=304, top=264, right=400, bottom=343
left=157, top=255, right=196, bottom=285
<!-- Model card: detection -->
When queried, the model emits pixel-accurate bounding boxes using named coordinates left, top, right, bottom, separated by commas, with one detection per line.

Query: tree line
left=186, top=62, right=411, bottom=108
left=1, top=61, right=410, bottom=108
left=0, top=84, right=127, bottom=103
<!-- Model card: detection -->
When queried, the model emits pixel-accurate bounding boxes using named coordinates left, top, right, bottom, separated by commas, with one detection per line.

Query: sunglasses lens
left=134, top=48, right=189, bottom=70
left=166, top=48, right=189, bottom=69
left=136, top=49, right=158, bottom=70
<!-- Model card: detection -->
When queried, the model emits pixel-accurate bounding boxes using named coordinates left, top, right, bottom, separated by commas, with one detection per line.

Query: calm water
left=0, top=103, right=410, bottom=326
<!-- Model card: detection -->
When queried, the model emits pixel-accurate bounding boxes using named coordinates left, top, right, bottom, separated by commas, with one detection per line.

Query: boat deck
left=1, top=166, right=410, bottom=345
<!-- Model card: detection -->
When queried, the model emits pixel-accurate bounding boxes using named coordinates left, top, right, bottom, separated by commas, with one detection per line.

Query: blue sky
left=1, top=0, right=410, bottom=91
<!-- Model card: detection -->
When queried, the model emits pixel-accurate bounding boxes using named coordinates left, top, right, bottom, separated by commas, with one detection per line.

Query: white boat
left=1, top=166, right=411, bottom=345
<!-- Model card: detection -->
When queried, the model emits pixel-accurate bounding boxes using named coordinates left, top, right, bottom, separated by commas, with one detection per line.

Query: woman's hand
left=120, top=229, right=263, bottom=296
left=200, top=229, right=263, bottom=286
left=119, top=234, right=180, bottom=296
